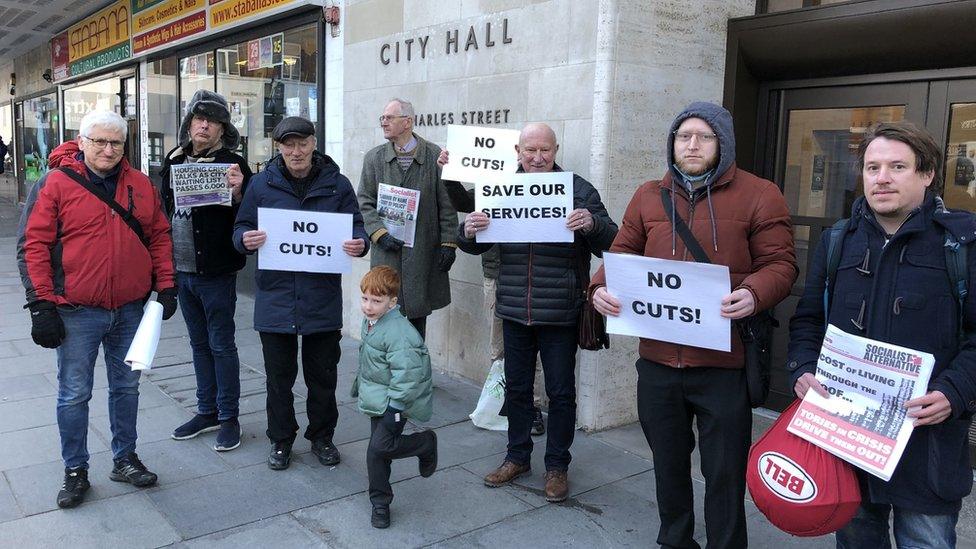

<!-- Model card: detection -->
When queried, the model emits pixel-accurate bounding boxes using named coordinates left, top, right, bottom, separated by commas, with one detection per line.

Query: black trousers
left=407, top=316, right=427, bottom=340
left=502, top=320, right=577, bottom=471
left=260, top=331, right=340, bottom=444
left=636, top=358, right=751, bottom=549
left=367, top=409, right=434, bottom=507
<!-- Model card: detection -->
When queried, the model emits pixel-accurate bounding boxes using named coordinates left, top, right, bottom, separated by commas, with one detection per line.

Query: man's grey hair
left=79, top=111, right=128, bottom=139
left=389, top=98, right=415, bottom=117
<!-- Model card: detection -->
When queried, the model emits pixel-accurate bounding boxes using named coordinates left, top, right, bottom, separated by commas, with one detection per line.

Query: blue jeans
left=836, top=501, right=957, bottom=549
left=501, top=320, right=577, bottom=471
left=56, top=301, right=144, bottom=469
left=177, top=272, right=240, bottom=420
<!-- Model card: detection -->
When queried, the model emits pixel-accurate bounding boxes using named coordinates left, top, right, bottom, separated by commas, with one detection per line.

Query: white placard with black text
left=257, top=207, right=352, bottom=273
left=475, top=171, right=574, bottom=243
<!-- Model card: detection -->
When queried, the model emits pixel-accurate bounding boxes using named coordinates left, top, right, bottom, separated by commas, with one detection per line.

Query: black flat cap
left=272, top=117, right=315, bottom=142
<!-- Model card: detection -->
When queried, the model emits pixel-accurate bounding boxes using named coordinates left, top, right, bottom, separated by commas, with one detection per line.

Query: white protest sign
left=171, top=163, right=233, bottom=208
left=124, top=301, right=163, bottom=371
left=603, top=252, right=731, bottom=352
left=257, top=207, right=352, bottom=273
left=475, top=171, right=573, bottom=243
left=377, top=183, right=420, bottom=247
left=441, top=124, right=520, bottom=184
left=787, top=324, right=934, bottom=481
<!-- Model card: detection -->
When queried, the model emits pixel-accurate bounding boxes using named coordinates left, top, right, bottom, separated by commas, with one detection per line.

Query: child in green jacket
left=352, top=266, right=437, bottom=529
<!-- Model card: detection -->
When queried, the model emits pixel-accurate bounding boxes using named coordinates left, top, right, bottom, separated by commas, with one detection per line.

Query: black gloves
left=157, top=288, right=178, bottom=320
left=377, top=233, right=404, bottom=252
left=438, top=246, right=457, bottom=272
left=28, top=301, right=65, bottom=349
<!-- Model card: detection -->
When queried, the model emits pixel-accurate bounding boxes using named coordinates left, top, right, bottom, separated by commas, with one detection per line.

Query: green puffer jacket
left=351, top=306, right=433, bottom=421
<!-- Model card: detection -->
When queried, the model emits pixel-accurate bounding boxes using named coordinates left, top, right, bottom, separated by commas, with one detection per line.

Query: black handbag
left=660, top=188, right=776, bottom=407
left=574, top=240, right=610, bottom=351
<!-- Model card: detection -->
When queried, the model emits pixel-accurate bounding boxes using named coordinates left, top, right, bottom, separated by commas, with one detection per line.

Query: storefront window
left=147, top=58, right=180, bottom=181
left=180, top=52, right=215, bottom=112
left=19, top=93, right=60, bottom=194
left=217, top=23, right=318, bottom=172
left=943, top=103, right=976, bottom=212
left=63, top=78, right=122, bottom=141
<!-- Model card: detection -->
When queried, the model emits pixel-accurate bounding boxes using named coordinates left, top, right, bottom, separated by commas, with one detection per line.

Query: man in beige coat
left=357, top=98, right=458, bottom=339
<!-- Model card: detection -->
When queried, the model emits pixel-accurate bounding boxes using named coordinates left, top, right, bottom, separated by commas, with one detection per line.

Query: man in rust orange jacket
left=590, top=102, right=797, bottom=548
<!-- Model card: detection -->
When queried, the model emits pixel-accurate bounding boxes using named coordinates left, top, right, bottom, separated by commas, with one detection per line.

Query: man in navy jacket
left=789, top=122, right=976, bottom=547
left=234, top=117, right=369, bottom=471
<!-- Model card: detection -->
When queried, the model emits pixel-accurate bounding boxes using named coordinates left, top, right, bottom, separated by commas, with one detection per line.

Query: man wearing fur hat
left=160, top=90, right=253, bottom=452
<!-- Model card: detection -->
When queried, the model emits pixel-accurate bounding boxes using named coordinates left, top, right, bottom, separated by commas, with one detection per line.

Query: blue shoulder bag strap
left=822, top=218, right=851, bottom=318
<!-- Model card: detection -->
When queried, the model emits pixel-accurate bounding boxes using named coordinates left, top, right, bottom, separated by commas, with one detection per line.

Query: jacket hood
left=48, top=139, right=131, bottom=174
left=178, top=90, right=240, bottom=150
left=667, top=101, right=736, bottom=189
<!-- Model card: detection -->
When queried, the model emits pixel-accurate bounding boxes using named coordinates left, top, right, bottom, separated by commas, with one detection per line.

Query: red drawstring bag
left=746, top=400, right=861, bottom=537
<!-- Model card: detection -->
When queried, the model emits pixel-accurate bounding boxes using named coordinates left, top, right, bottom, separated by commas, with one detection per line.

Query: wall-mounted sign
left=380, top=19, right=513, bottom=65
left=209, top=0, right=297, bottom=30
left=52, top=0, right=132, bottom=81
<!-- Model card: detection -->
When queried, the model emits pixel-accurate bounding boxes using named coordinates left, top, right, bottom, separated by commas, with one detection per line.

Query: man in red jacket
left=17, top=111, right=176, bottom=509
left=590, top=102, right=797, bottom=548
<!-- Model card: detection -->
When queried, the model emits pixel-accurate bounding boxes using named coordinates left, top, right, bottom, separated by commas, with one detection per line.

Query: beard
left=676, top=156, right=716, bottom=176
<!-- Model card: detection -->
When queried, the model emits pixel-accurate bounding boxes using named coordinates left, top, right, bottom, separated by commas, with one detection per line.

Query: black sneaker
left=371, top=506, right=391, bottom=529
left=531, top=408, right=546, bottom=437
left=419, top=430, right=437, bottom=478
left=171, top=413, right=219, bottom=440
left=311, top=438, right=340, bottom=466
left=56, top=467, right=90, bottom=509
left=214, top=418, right=242, bottom=452
left=109, top=453, right=158, bottom=487
left=268, top=440, right=292, bottom=470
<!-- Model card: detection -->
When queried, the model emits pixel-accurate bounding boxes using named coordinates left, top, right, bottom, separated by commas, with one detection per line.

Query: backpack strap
left=936, top=197, right=969, bottom=341
left=822, top=217, right=851, bottom=318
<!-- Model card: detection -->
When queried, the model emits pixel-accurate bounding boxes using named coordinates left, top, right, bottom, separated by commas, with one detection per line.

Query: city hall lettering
left=380, top=19, right=513, bottom=65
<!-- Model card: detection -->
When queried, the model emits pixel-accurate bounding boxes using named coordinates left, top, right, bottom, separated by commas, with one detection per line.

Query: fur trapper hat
left=178, top=90, right=240, bottom=150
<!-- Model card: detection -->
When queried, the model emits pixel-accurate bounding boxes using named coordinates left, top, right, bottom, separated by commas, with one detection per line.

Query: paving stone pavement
left=1, top=220, right=974, bottom=547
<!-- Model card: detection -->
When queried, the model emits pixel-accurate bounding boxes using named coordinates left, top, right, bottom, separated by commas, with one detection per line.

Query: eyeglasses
left=83, top=136, right=125, bottom=150
left=378, top=115, right=409, bottom=123
left=673, top=131, right=717, bottom=144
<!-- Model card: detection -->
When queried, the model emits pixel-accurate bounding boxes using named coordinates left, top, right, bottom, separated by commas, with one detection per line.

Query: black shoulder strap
left=660, top=187, right=710, bottom=264
left=57, top=168, right=149, bottom=248
left=822, top=217, right=850, bottom=317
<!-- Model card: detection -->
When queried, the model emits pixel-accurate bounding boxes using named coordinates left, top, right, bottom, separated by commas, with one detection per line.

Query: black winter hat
left=178, top=89, right=240, bottom=150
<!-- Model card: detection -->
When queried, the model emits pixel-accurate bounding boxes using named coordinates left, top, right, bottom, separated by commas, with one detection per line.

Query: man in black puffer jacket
left=457, top=122, right=617, bottom=503
left=160, top=90, right=252, bottom=452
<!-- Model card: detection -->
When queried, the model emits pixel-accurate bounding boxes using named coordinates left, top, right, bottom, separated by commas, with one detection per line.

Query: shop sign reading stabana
left=52, top=0, right=131, bottom=82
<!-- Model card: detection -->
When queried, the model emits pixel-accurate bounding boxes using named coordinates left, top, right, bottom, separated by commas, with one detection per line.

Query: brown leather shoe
left=483, top=460, right=530, bottom=487
left=544, top=470, right=568, bottom=502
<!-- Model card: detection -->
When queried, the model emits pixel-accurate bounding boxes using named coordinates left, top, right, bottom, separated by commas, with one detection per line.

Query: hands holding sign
left=227, top=164, right=244, bottom=202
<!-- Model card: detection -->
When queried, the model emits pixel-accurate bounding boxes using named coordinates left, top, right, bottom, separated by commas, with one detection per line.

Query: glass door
left=764, top=83, right=928, bottom=410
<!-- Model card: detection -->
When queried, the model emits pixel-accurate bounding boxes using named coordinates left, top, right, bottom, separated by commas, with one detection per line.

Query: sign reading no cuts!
left=257, top=207, right=352, bottom=274
left=603, top=253, right=731, bottom=352
left=475, top=171, right=574, bottom=243
left=441, top=124, right=520, bottom=184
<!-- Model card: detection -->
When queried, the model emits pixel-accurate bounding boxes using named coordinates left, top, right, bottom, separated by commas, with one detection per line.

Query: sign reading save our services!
left=52, top=0, right=132, bottom=82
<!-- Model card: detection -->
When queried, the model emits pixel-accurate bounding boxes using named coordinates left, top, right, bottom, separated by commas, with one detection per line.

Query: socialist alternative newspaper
left=787, top=324, right=934, bottom=480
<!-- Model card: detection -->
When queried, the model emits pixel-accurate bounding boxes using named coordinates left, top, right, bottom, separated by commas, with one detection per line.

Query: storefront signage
left=380, top=19, right=513, bottom=65
left=246, top=33, right=283, bottom=71
left=133, top=0, right=206, bottom=34
left=132, top=10, right=207, bottom=54
left=51, top=0, right=131, bottom=82
left=209, top=0, right=298, bottom=29
left=68, top=1, right=130, bottom=62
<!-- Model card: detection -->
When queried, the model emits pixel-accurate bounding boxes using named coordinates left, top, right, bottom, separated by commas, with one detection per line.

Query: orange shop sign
left=68, top=0, right=130, bottom=62
left=209, top=0, right=297, bottom=29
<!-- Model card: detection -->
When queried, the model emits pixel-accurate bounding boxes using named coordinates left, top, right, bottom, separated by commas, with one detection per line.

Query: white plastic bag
left=469, top=359, right=508, bottom=431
